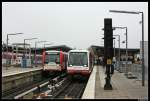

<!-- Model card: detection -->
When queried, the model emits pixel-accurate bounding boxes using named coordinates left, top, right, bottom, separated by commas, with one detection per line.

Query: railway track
left=2, top=73, right=67, bottom=99
left=2, top=80, right=42, bottom=98
left=52, top=81, right=86, bottom=99
left=50, top=76, right=88, bottom=99
left=13, top=73, right=68, bottom=99
left=3, top=74, right=88, bottom=99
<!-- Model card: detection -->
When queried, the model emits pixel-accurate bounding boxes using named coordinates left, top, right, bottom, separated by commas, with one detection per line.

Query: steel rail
left=51, top=81, right=72, bottom=99
left=14, top=75, right=61, bottom=99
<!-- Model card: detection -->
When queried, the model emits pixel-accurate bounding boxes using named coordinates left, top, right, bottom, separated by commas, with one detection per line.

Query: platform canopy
left=89, top=45, right=140, bottom=57
left=12, top=43, right=30, bottom=46
left=31, top=45, right=72, bottom=54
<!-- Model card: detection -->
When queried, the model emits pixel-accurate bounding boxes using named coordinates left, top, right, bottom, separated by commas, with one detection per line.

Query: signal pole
left=103, top=18, right=114, bottom=90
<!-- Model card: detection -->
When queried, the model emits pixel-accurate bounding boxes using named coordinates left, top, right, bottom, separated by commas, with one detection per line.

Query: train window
left=45, top=53, right=60, bottom=64
left=50, top=54, right=60, bottom=63
left=68, top=52, right=88, bottom=67
left=44, top=55, right=49, bottom=64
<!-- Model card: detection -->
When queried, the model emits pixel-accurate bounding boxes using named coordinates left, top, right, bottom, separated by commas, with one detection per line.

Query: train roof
left=45, top=50, right=67, bottom=54
left=69, top=49, right=89, bottom=53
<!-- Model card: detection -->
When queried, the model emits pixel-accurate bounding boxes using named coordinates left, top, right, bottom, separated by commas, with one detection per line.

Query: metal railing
left=130, top=64, right=142, bottom=80
left=116, top=61, right=142, bottom=80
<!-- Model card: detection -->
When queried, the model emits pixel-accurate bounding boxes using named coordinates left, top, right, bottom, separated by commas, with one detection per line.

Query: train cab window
left=50, top=53, right=60, bottom=64
left=45, top=53, right=60, bottom=64
left=45, top=55, right=49, bottom=64
left=55, top=57, right=60, bottom=64
left=68, top=52, right=88, bottom=67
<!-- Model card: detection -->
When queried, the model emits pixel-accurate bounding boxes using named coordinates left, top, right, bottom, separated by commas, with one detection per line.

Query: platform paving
left=95, top=66, right=148, bottom=99
left=82, top=65, right=96, bottom=99
left=2, top=65, right=43, bottom=77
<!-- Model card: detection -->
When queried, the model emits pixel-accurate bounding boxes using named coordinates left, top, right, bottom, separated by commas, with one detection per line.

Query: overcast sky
left=2, top=2, right=148, bottom=49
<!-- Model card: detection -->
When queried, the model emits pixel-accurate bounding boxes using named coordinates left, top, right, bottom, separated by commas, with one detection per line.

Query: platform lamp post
left=34, top=41, right=48, bottom=67
left=6, top=33, right=24, bottom=70
left=112, top=27, right=128, bottom=76
left=113, top=34, right=121, bottom=69
left=23, top=38, right=37, bottom=68
left=109, top=10, right=145, bottom=86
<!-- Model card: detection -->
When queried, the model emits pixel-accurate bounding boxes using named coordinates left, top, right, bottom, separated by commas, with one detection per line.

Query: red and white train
left=67, top=49, right=94, bottom=76
left=42, top=50, right=68, bottom=73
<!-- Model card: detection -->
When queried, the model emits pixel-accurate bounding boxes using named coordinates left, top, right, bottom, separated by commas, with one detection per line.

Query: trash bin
left=26, top=59, right=31, bottom=67
left=31, top=56, right=34, bottom=65
left=22, top=56, right=27, bottom=68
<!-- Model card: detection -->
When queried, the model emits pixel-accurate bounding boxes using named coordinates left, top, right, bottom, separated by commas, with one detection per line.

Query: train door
left=42, top=51, right=46, bottom=67
left=64, top=53, right=68, bottom=71
left=60, top=51, right=64, bottom=70
left=89, top=52, right=94, bottom=71
left=63, top=53, right=65, bottom=70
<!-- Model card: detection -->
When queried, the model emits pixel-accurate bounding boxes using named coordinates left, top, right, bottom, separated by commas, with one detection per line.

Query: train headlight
left=83, top=65, right=87, bottom=67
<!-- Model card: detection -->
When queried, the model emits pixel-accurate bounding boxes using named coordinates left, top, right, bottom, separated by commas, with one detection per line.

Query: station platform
left=2, top=65, right=43, bottom=77
left=2, top=65, right=43, bottom=93
left=82, top=65, right=148, bottom=99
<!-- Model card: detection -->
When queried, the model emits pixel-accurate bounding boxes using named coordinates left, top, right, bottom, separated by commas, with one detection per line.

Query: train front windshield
left=45, top=53, right=60, bottom=65
left=68, top=52, right=88, bottom=67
